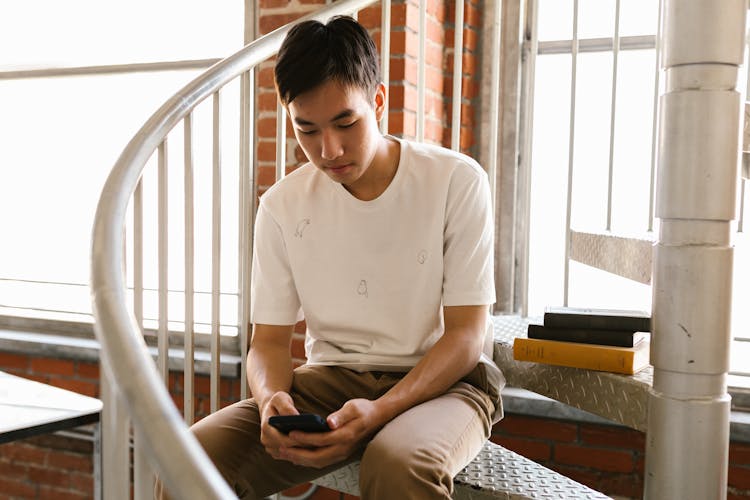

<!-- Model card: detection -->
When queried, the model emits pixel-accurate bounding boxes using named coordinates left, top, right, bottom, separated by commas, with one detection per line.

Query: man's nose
left=321, top=130, right=343, bottom=160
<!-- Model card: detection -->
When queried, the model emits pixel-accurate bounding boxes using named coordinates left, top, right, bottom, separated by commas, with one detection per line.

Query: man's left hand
left=278, top=398, right=387, bottom=469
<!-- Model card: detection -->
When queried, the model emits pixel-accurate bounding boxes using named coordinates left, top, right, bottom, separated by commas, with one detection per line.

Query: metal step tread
left=312, top=440, right=612, bottom=499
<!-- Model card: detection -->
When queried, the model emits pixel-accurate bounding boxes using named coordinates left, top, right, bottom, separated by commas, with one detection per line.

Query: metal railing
left=90, top=0, right=483, bottom=498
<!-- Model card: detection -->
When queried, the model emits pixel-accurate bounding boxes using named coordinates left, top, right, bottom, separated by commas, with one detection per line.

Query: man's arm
left=278, top=304, right=488, bottom=468
left=247, top=323, right=304, bottom=458
left=369, top=304, right=488, bottom=424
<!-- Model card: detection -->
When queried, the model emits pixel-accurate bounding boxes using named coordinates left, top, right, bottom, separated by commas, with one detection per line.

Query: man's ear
left=374, top=82, right=387, bottom=121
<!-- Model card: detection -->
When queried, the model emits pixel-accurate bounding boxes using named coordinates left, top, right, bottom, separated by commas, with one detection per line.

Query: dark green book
left=527, top=323, right=647, bottom=348
left=543, top=306, right=651, bottom=332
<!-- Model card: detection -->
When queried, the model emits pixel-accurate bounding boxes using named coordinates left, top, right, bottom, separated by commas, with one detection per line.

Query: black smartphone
left=268, top=414, right=330, bottom=434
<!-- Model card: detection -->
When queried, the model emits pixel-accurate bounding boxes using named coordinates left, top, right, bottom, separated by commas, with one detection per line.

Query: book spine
left=543, top=313, right=650, bottom=332
left=513, top=337, right=639, bottom=375
left=527, top=324, right=638, bottom=347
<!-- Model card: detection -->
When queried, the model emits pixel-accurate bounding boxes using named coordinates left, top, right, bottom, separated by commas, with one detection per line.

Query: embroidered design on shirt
left=417, top=250, right=428, bottom=264
left=294, top=218, right=311, bottom=238
left=357, top=280, right=369, bottom=298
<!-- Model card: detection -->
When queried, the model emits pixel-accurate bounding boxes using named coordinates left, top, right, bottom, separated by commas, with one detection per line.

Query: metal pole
left=380, top=0, right=391, bottom=135
left=417, top=1, right=426, bottom=142
left=605, top=0, right=621, bottom=231
left=646, top=0, right=746, bottom=498
left=562, top=0, right=579, bottom=307
left=211, top=93, right=222, bottom=414
left=451, top=0, right=465, bottom=152
left=184, top=113, right=196, bottom=424
left=516, top=0, right=539, bottom=317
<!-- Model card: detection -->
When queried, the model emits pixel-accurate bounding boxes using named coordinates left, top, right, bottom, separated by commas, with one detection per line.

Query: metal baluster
left=276, top=102, right=287, bottom=181
left=239, top=69, right=256, bottom=401
left=380, top=0, right=391, bottom=135
left=417, top=1, right=426, bottom=142
left=606, top=0, right=621, bottom=231
left=100, top=369, right=130, bottom=500
left=184, top=113, right=195, bottom=424
left=451, top=0, right=465, bottom=152
left=648, top=0, right=664, bottom=232
left=158, top=140, right=169, bottom=383
left=134, top=179, right=144, bottom=331
left=487, top=1, right=502, bottom=208
left=517, top=0, right=539, bottom=317
left=563, top=0, right=580, bottom=306
left=211, top=93, right=222, bottom=413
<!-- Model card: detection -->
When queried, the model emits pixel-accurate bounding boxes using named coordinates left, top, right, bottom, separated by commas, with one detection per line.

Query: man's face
left=287, top=80, right=386, bottom=193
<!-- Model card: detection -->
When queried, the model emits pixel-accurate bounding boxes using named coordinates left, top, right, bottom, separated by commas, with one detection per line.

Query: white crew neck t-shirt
left=251, top=137, right=499, bottom=376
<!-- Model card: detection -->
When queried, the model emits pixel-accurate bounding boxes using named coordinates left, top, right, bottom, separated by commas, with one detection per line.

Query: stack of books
left=513, top=307, right=651, bottom=375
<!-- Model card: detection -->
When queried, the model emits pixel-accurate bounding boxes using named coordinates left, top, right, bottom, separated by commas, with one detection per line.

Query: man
left=181, top=16, right=504, bottom=500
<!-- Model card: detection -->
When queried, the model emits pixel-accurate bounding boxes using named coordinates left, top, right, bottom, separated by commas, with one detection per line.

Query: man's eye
left=299, top=129, right=317, bottom=135
left=338, top=121, right=356, bottom=129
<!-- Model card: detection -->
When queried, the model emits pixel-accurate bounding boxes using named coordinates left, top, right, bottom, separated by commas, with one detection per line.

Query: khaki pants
left=157, top=364, right=498, bottom=500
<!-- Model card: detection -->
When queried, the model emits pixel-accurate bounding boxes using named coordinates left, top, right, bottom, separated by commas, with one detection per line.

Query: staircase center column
left=647, top=1, right=747, bottom=498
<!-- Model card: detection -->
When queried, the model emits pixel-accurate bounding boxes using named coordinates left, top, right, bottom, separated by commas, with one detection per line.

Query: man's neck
left=345, top=136, right=401, bottom=201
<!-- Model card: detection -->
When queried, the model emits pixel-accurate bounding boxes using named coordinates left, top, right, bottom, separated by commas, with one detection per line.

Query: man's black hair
left=274, top=16, right=381, bottom=105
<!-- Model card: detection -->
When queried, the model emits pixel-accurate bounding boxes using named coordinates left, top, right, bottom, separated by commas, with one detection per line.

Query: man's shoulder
left=260, top=162, right=319, bottom=204
left=401, top=138, right=485, bottom=179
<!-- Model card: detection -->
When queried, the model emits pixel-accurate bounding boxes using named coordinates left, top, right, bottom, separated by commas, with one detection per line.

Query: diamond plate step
left=313, top=441, right=611, bottom=499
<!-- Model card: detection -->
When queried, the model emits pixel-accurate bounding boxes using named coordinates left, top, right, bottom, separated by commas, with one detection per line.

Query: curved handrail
left=90, top=1, right=377, bottom=498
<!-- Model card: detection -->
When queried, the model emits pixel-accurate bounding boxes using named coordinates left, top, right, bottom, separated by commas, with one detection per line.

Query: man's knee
left=359, top=438, right=452, bottom=499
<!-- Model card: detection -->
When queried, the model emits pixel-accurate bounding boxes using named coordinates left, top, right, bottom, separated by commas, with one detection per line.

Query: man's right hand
left=259, top=391, right=301, bottom=459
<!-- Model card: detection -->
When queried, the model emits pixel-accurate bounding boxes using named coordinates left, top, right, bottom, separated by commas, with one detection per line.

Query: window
left=522, top=0, right=750, bottom=380
left=0, top=1, right=244, bottom=335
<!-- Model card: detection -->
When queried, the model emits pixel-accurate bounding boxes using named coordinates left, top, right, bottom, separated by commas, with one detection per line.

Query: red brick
left=549, top=464, right=601, bottom=491
left=494, top=415, right=579, bottom=442
left=555, top=443, right=634, bottom=473
left=259, top=66, right=275, bottom=88
left=0, top=476, right=35, bottom=497
left=357, top=5, right=381, bottom=29
left=599, top=473, right=643, bottom=498
left=69, top=472, right=94, bottom=494
left=0, top=351, right=29, bottom=371
left=23, top=373, right=51, bottom=385
left=257, top=117, right=277, bottom=138
left=463, top=27, right=478, bottom=52
left=258, top=140, right=279, bottom=162
left=38, top=485, right=88, bottom=500
left=0, top=460, right=29, bottom=479
left=2, top=443, right=49, bottom=465
left=579, top=424, right=645, bottom=451
left=731, top=441, right=750, bottom=465
left=259, top=13, right=305, bottom=35
left=30, top=358, right=75, bottom=376
left=490, top=435, right=551, bottom=462
left=76, top=361, right=99, bottom=380
left=47, top=452, right=92, bottom=473
left=259, top=91, right=280, bottom=113
left=28, top=465, right=70, bottom=487
left=260, top=0, right=290, bottom=8
left=729, top=465, right=750, bottom=490
left=48, top=377, right=97, bottom=397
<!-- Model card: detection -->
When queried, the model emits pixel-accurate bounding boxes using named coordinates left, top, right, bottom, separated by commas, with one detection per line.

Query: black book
left=527, top=323, right=647, bottom=348
left=543, top=306, right=651, bottom=332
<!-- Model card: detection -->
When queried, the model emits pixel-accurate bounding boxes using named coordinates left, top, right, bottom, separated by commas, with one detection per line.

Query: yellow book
left=512, top=337, right=650, bottom=375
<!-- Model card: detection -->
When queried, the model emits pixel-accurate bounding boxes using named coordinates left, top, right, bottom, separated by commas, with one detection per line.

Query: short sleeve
left=250, top=203, right=304, bottom=325
left=442, top=165, right=496, bottom=306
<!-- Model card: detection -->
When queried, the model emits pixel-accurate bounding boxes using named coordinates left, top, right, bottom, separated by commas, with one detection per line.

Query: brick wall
left=2, top=350, right=749, bottom=499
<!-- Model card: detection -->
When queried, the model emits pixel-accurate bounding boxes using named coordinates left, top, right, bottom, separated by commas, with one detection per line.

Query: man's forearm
left=247, top=324, right=296, bottom=412
left=374, top=328, right=483, bottom=424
